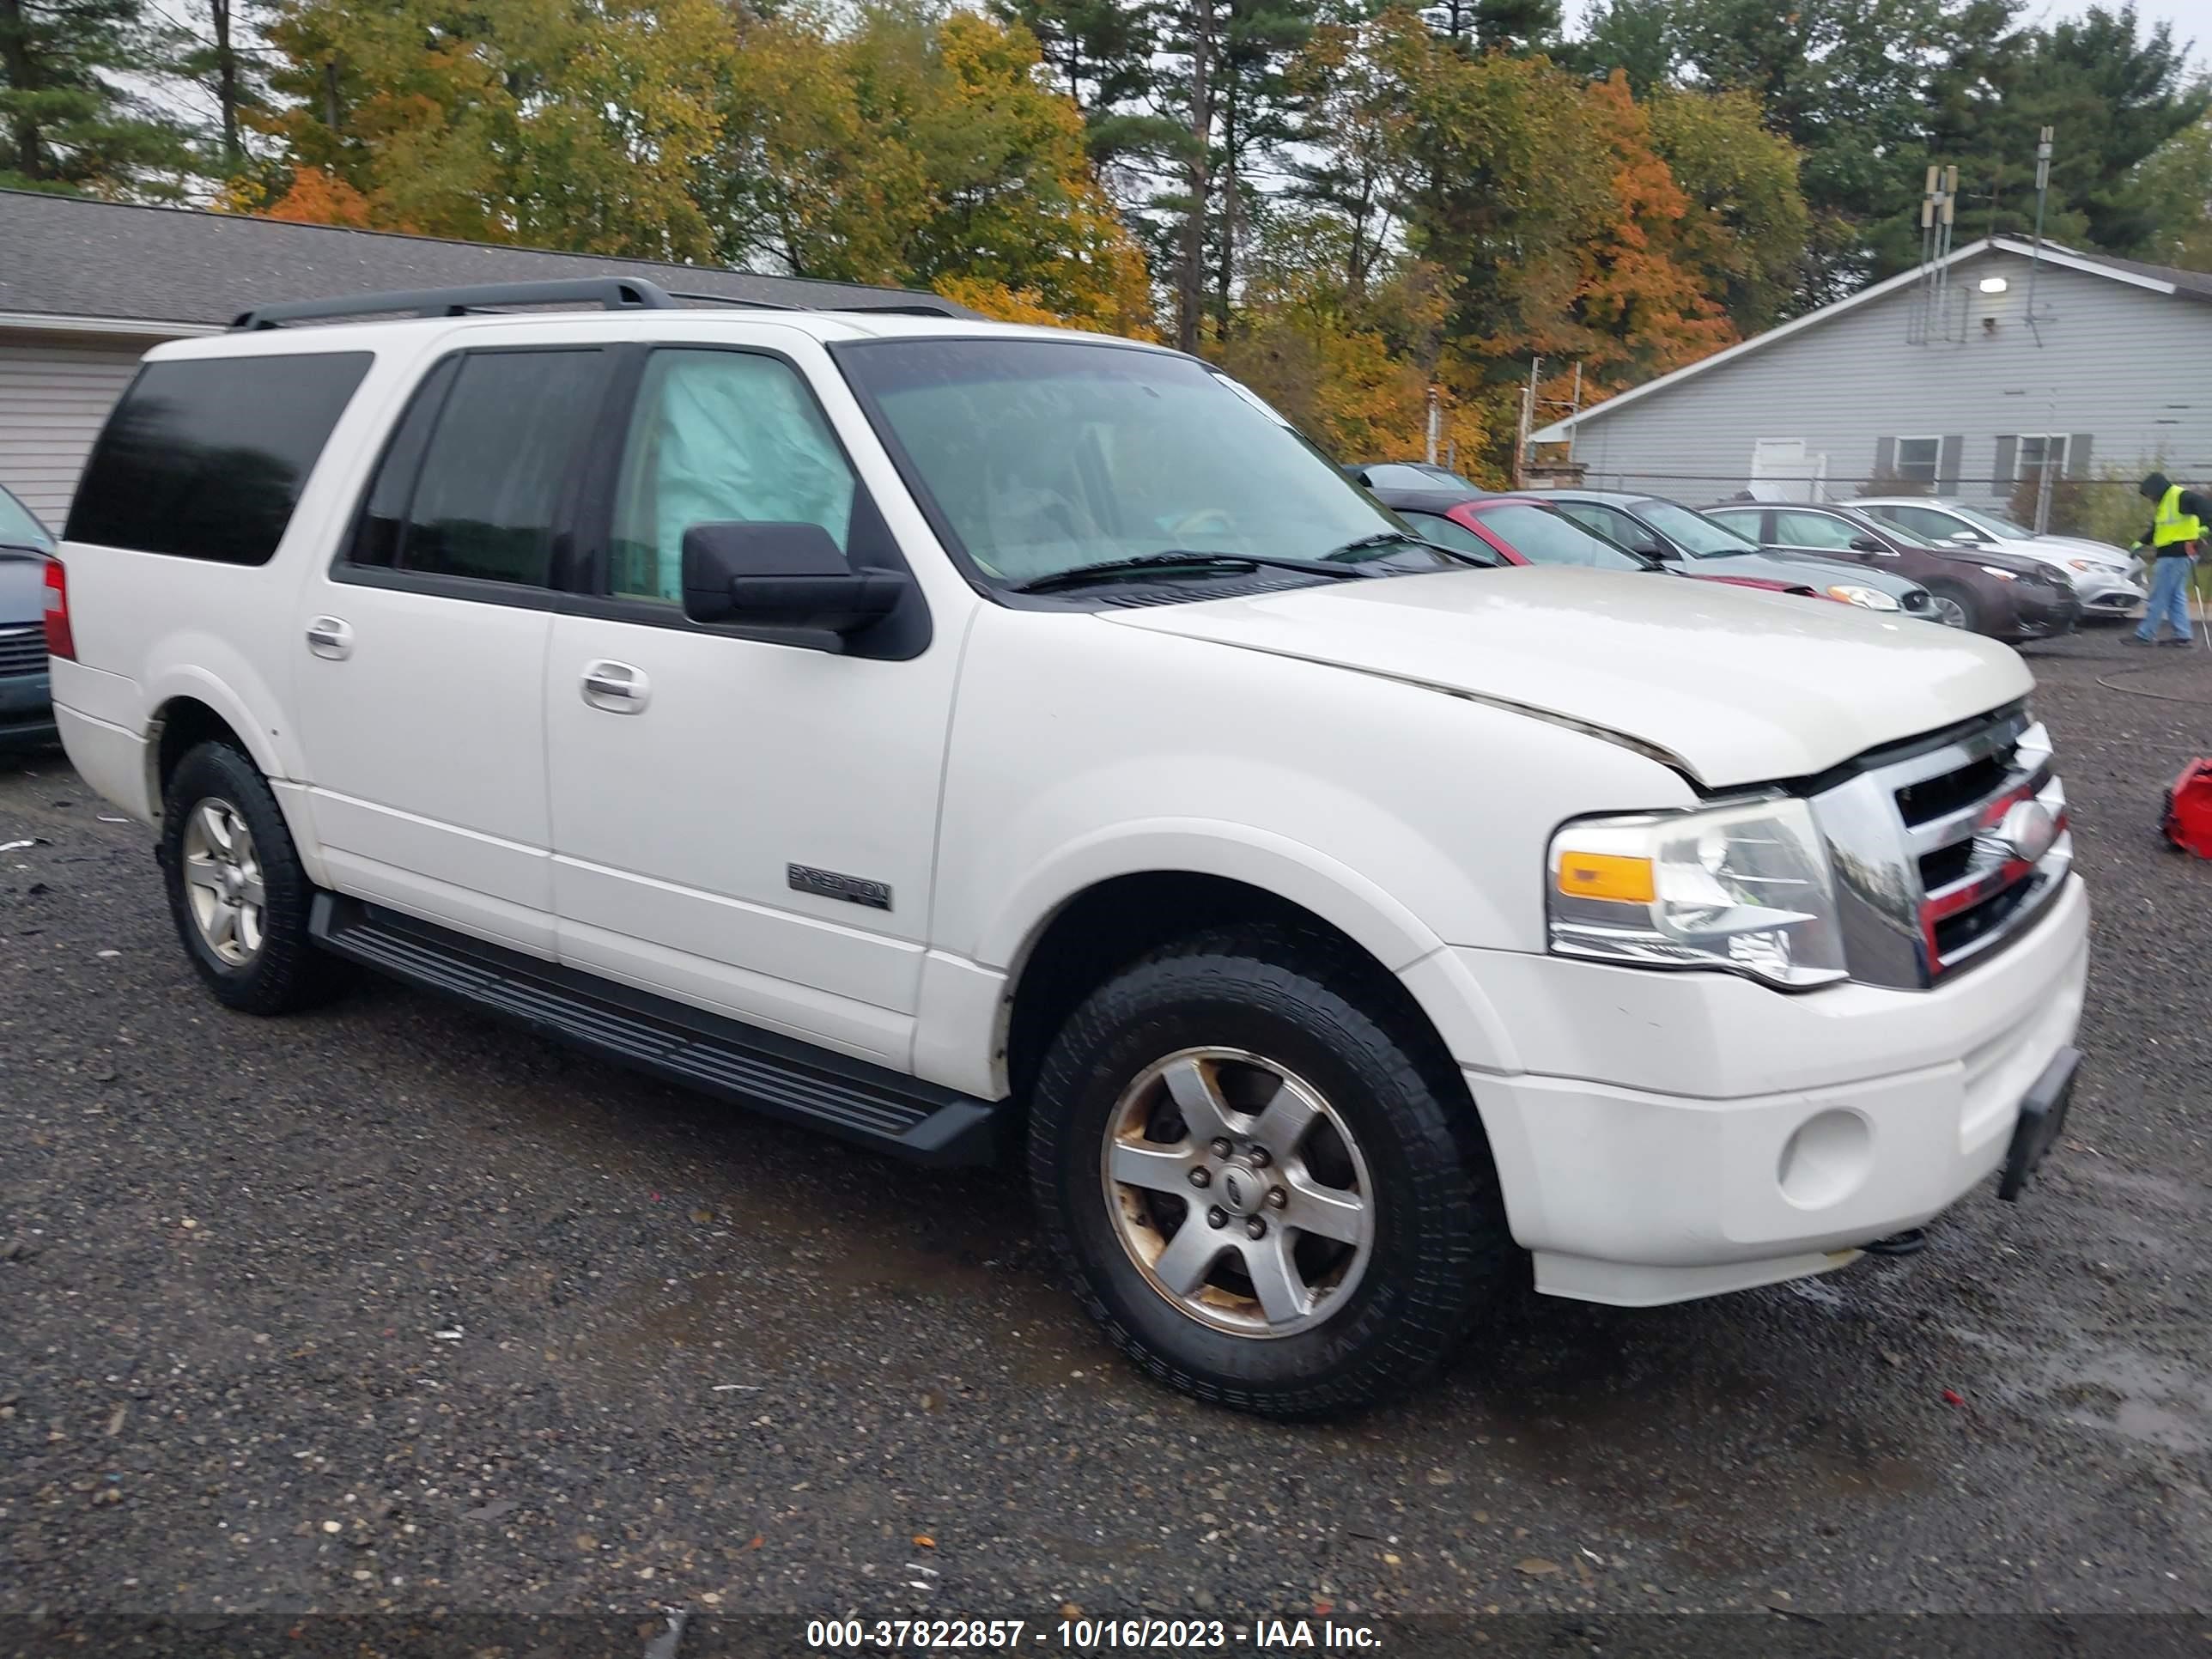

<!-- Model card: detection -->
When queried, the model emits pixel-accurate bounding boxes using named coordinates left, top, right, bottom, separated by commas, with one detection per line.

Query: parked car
left=1344, top=460, right=1481, bottom=492
left=47, top=278, right=2087, bottom=1418
left=1524, top=489, right=1939, bottom=621
left=1702, top=500, right=2080, bottom=642
left=0, top=482, right=57, bottom=750
left=1376, top=488, right=1820, bottom=598
left=1851, top=497, right=2144, bottom=622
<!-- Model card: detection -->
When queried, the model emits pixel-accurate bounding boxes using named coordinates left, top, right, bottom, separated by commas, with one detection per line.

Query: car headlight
left=2069, top=558, right=2093, bottom=572
left=1548, top=797, right=1848, bottom=990
left=1826, top=583, right=1899, bottom=611
left=1978, top=565, right=2018, bottom=581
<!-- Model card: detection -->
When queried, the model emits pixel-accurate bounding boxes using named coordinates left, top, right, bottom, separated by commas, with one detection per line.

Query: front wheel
left=1029, top=927, right=1512, bottom=1417
left=1926, top=581, right=1979, bottom=632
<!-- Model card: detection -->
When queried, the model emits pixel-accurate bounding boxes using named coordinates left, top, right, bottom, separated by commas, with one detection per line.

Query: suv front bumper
left=1448, top=873, right=2088, bottom=1307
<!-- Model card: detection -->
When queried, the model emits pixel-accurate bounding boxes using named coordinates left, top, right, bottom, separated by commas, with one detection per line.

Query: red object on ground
left=2162, top=760, right=2212, bottom=858
left=1942, top=1389, right=1966, bottom=1407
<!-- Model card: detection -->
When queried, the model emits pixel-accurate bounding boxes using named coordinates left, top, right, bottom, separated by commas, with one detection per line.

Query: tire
left=1926, top=581, right=1981, bottom=634
left=1028, top=924, right=1512, bottom=1418
left=160, top=740, right=347, bottom=1015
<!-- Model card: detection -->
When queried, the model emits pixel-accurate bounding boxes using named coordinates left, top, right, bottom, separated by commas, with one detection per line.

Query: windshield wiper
left=1326, top=529, right=1495, bottom=568
left=1011, top=551, right=1375, bottom=594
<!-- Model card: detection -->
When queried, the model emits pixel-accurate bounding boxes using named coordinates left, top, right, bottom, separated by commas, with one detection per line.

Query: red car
left=1374, top=488, right=1817, bottom=598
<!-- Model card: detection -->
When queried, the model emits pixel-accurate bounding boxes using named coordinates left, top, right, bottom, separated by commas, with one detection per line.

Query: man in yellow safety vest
left=2132, top=471, right=2207, bottom=646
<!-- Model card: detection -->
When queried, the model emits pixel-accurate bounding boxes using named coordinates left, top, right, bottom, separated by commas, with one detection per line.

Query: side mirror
left=1850, top=535, right=1889, bottom=553
left=1948, top=531, right=1984, bottom=545
left=680, top=521, right=909, bottom=635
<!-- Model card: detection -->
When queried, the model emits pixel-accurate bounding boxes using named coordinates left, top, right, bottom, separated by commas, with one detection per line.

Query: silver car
left=1851, top=497, right=2145, bottom=621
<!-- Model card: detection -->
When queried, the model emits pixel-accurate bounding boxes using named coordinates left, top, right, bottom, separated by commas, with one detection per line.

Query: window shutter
left=2068, top=434, right=2094, bottom=478
left=1874, top=436, right=1896, bottom=480
left=1993, top=435, right=2017, bottom=493
left=1937, top=434, right=1963, bottom=494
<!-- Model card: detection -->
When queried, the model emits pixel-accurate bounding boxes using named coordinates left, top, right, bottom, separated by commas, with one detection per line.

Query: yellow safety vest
left=2154, top=484, right=2204, bottom=549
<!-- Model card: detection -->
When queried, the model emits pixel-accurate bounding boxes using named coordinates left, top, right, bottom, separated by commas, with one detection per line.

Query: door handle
left=306, top=617, right=353, bottom=659
left=581, top=660, right=650, bottom=714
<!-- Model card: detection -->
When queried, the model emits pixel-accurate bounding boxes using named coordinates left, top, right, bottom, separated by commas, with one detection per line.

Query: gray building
left=1531, top=236, right=2212, bottom=508
left=0, top=187, right=969, bottom=530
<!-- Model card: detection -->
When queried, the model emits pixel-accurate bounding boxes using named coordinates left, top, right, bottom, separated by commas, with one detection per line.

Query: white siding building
left=1532, top=237, right=2212, bottom=508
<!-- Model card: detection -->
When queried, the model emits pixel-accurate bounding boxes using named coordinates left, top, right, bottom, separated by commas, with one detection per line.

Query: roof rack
left=230, top=277, right=681, bottom=331
left=230, top=276, right=975, bottom=331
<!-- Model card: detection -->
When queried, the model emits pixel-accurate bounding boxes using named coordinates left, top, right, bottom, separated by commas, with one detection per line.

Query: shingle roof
left=0, top=187, right=980, bottom=325
left=2051, top=245, right=2212, bottom=301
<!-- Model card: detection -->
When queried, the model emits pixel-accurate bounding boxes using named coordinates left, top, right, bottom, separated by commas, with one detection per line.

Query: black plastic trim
left=309, top=894, right=1005, bottom=1166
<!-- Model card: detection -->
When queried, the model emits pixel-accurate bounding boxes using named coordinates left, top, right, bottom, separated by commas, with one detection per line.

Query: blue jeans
left=2139, top=553, right=2196, bottom=641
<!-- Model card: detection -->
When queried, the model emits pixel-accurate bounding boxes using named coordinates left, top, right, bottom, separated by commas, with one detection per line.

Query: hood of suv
left=1103, top=566, right=2029, bottom=789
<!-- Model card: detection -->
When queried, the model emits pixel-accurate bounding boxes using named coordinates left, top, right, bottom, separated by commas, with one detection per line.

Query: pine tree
left=0, top=0, right=191, bottom=192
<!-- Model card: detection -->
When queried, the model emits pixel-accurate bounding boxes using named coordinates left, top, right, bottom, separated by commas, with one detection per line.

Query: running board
left=308, top=895, right=1005, bottom=1166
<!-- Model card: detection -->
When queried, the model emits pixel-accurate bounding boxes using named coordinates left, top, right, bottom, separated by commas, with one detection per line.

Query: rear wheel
left=161, top=742, right=346, bottom=1015
left=1029, top=926, right=1512, bottom=1417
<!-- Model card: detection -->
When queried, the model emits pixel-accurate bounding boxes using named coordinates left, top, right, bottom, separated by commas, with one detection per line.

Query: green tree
left=1648, top=85, right=1808, bottom=333
left=2138, top=115, right=2212, bottom=267
left=1209, top=0, right=1313, bottom=330
left=1572, top=0, right=1669, bottom=95
left=1929, top=5, right=2206, bottom=264
left=1, top=0, right=191, bottom=191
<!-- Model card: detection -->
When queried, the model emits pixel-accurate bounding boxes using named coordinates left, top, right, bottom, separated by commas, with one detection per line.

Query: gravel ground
left=2, top=625, right=2208, bottom=1644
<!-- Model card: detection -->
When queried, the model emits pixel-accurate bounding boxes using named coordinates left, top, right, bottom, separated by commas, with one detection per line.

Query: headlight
left=1826, top=583, right=1899, bottom=611
left=1978, top=565, right=2018, bottom=581
left=2069, top=558, right=2093, bottom=571
left=1548, top=797, right=1848, bottom=990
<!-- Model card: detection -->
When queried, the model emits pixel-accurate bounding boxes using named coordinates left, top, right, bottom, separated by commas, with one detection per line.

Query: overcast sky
left=1559, top=0, right=2212, bottom=58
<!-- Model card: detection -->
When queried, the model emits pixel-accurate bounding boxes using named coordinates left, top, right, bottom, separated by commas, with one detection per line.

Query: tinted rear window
left=65, top=352, right=373, bottom=564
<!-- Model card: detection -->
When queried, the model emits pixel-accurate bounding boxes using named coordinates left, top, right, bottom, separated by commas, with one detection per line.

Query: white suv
left=46, top=281, right=2089, bottom=1415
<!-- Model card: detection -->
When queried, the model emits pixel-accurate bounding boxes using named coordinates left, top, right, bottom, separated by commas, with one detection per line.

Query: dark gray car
left=0, top=483, right=57, bottom=749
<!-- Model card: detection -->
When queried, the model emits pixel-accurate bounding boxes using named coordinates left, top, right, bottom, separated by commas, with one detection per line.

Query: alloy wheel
left=1101, top=1048, right=1375, bottom=1338
left=179, top=796, right=267, bottom=967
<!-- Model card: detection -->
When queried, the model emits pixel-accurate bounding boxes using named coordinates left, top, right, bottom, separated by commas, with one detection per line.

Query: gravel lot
left=3, top=627, right=2208, bottom=1644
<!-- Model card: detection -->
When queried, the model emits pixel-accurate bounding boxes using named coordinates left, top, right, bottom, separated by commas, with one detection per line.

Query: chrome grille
left=1809, top=707, right=2072, bottom=989
left=0, top=625, right=46, bottom=676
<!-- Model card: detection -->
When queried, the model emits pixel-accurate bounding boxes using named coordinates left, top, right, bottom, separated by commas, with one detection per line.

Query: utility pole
left=2027, top=125, right=2054, bottom=346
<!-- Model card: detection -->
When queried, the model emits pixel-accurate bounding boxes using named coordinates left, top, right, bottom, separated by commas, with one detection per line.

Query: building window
left=2015, top=434, right=2067, bottom=480
left=1894, top=436, right=1941, bottom=485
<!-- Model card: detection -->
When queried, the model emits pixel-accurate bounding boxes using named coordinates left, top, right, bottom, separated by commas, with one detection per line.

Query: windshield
left=1948, top=504, right=2038, bottom=539
left=1641, top=500, right=1760, bottom=556
left=837, top=339, right=1408, bottom=588
left=1361, top=462, right=1478, bottom=491
left=0, top=485, right=51, bottom=550
left=1474, top=503, right=1650, bottom=569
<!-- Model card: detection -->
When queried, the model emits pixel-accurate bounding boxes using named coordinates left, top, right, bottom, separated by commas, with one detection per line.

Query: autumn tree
left=262, top=0, right=732, bottom=257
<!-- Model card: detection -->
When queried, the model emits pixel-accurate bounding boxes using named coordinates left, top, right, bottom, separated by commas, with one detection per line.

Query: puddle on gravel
left=2029, top=1344, right=2211, bottom=1454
